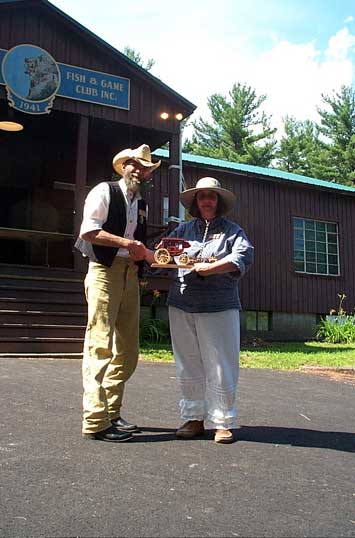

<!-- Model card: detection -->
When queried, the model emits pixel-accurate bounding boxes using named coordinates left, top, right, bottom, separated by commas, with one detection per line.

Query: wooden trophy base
left=151, top=263, right=194, bottom=269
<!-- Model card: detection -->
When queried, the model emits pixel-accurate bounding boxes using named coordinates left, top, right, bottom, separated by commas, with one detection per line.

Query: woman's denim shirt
left=166, top=216, right=254, bottom=313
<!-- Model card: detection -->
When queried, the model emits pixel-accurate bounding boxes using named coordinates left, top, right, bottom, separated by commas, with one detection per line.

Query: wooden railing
left=0, top=227, right=73, bottom=267
left=0, top=227, right=73, bottom=241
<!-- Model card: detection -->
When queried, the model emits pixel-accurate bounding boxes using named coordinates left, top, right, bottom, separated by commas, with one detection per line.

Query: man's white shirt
left=79, top=178, right=142, bottom=257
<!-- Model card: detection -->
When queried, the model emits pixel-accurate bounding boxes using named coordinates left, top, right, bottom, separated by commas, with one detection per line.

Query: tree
left=183, top=83, right=277, bottom=167
left=123, top=46, right=155, bottom=72
left=276, top=117, right=330, bottom=178
left=316, top=85, right=355, bottom=185
left=277, top=117, right=313, bottom=174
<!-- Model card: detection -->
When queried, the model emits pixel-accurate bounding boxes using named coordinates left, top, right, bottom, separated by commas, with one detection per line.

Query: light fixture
left=160, top=112, right=169, bottom=120
left=175, top=113, right=183, bottom=121
left=0, top=120, right=24, bottom=132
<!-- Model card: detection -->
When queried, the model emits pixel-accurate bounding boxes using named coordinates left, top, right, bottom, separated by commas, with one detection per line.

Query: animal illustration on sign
left=24, top=54, right=59, bottom=100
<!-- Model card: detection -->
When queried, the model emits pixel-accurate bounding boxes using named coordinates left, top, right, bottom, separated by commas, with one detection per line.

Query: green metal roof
left=154, top=149, right=355, bottom=195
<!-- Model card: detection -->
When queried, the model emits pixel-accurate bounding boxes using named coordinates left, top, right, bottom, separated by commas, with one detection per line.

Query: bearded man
left=75, top=144, right=161, bottom=442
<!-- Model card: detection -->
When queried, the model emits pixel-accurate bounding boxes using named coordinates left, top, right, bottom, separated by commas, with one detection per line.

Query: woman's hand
left=192, top=263, right=213, bottom=275
left=192, top=260, right=240, bottom=276
left=144, top=249, right=155, bottom=265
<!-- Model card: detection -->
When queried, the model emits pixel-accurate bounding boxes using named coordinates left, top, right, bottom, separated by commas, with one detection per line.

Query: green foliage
left=276, top=117, right=325, bottom=176
left=139, top=341, right=355, bottom=368
left=276, top=86, right=355, bottom=185
left=140, top=343, right=173, bottom=362
left=183, top=80, right=355, bottom=186
left=240, top=341, right=355, bottom=369
left=139, top=285, right=170, bottom=344
left=139, top=317, right=170, bottom=344
left=123, top=46, right=155, bottom=71
left=316, top=85, right=355, bottom=185
left=316, top=317, right=355, bottom=344
left=184, top=82, right=277, bottom=166
left=316, top=293, right=355, bottom=343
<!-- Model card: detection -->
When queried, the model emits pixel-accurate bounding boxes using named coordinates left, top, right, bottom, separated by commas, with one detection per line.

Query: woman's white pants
left=168, top=306, right=240, bottom=430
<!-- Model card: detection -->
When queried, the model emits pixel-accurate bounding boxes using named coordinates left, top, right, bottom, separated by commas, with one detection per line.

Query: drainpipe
left=168, top=123, right=185, bottom=223
left=178, top=123, right=185, bottom=222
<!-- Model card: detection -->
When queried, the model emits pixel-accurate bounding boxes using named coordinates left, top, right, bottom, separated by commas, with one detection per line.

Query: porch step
left=0, top=323, right=86, bottom=339
left=0, top=264, right=85, bottom=280
left=0, top=352, right=83, bottom=359
left=0, top=310, right=87, bottom=325
left=0, top=269, right=87, bottom=355
left=0, top=275, right=83, bottom=291
left=0, top=297, right=87, bottom=313
left=0, top=338, right=84, bottom=354
left=0, top=285, right=85, bottom=303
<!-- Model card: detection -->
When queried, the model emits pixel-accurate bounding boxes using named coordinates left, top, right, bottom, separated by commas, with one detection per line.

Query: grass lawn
left=139, top=341, right=355, bottom=370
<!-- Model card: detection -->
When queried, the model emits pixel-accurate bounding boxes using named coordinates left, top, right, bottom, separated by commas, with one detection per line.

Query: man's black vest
left=74, top=181, right=147, bottom=270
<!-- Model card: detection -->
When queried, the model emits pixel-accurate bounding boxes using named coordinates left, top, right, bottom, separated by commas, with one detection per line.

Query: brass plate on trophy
left=151, top=263, right=194, bottom=268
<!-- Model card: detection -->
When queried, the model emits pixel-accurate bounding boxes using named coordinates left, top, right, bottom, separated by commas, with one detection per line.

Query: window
left=162, top=196, right=169, bottom=225
left=246, top=311, right=271, bottom=331
left=293, top=218, right=340, bottom=276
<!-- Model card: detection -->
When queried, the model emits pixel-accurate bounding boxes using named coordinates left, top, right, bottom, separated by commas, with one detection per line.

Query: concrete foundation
left=146, top=303, right=319, bottom=342
left=271, top=312, right=318, bottom=341
left=240, top=311, right=318, bottom=341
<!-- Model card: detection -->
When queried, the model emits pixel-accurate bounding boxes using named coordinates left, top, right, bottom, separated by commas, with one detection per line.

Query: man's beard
left=125, top=175, right=140, bottom=193
left=124, top=171, right=153, bottom=196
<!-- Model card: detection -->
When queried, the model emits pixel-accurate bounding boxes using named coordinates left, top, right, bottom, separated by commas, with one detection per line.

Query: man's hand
left=127, top=240, right=147, bottom=261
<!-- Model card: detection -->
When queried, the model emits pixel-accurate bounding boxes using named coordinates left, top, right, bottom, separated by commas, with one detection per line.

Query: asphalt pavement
left=0, top=358, right=354, bottom=538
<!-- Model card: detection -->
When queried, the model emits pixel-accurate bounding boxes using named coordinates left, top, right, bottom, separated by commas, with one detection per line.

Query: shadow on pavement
left=238, top=425, right=355, bottom=453
left=130, top=426, right=354, bottom=452
left=132, top=427, right=177, bottom=443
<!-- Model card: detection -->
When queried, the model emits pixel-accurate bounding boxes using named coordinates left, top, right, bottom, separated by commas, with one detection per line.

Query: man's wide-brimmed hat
left=112, top=144, right=161, bottom=176
left=180, top=177, right=236, bottom=214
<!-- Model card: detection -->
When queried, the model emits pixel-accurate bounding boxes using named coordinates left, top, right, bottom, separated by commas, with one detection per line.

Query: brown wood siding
left=145, top=161, right=179, bottom=228
left=182, top=164, right=355, bottom=315
left=0, top=3, right=192, bottom=131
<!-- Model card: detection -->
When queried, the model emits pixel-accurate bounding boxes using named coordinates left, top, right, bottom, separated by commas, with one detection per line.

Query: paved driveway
left=0, top=359, right=354, bottom=537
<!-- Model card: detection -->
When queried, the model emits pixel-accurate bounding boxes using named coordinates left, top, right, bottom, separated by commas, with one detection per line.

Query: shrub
left=139, top=284, right=171, bottom=344
left=316, top=293, right=355, bottom=343
left=316, top=316, right=355, bottom=343
left=139, top=317, right=170, bottom=344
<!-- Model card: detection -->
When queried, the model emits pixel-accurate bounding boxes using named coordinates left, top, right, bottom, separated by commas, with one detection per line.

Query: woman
left=167, top=177, right=254, bottom=444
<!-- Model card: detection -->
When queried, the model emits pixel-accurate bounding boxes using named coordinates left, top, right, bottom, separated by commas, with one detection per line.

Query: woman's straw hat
left=180, top=177, right=236, bottom=214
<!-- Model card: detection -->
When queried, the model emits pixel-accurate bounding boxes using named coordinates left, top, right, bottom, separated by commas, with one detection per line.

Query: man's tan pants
left=82, top=257, right=139, bottom=434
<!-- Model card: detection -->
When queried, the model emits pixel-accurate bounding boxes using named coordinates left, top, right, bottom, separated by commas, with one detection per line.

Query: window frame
left=292, top=217, right=340, bottom=277
left=162, top=195, right=169, bottom=225
left=246, top=311, right=272, bottom=332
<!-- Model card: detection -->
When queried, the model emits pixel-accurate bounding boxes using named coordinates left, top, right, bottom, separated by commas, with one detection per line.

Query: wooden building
left=1, top=0, right=354, bottom=353
left=0, top=0, right=195, bottom=354
left=154, top=150, right=355, bottom=340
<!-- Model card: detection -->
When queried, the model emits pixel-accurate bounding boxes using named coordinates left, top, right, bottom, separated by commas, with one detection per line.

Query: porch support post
left=73, top=115, right=89, bottom=273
